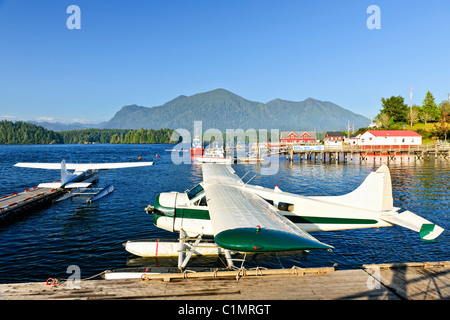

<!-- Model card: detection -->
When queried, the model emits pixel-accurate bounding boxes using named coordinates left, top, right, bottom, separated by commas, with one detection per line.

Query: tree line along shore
left=0, top=120, right=176, bottom=145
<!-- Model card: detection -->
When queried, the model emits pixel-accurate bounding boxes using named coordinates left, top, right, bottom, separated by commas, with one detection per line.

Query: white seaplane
left=14, top=159, right=154, bottom=202
left=123, top=163, right=444, bottom=273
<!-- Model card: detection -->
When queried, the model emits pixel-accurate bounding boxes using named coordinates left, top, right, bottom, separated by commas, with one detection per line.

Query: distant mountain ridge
left=29, top=121, right=105, bottom=131
left=102, top=89, right=370, bottom=132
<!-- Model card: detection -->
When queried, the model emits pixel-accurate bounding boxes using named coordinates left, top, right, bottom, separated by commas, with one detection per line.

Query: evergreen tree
left=380, top=95, right=408, bottom=123
left=421, top=91, right=440, bottom=121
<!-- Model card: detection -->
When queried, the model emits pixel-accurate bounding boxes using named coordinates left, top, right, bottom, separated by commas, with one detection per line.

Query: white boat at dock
left=195, top=147, right=233, bottom=164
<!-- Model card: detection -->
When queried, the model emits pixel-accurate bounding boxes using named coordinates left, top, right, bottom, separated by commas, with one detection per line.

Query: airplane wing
left=202, top=164, right=333, bottom=252
left=70, top=162, right=154, bottom=170
left=14, top=163, right=63, bottom=169
left=14, top=162, right=154, bottom=170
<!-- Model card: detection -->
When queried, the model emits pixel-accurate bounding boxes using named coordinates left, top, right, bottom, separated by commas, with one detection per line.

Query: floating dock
left=0, top=186, right=65, bottom=224
left=0, top=261, right=448, bottom=300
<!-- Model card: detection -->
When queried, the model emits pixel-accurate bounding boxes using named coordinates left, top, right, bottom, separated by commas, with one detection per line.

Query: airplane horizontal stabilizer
left=380, top=210, right=444, bottom=241
left=64, top=182, right=92, bottom=188
left=37, top=182, right=92, bottom=188
left=38, top=183, right=62, bottom=188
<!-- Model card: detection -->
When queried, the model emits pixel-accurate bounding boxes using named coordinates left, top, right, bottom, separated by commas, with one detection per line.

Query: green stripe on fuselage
left=174, top=208, right=210, bottom=220
left=284, top=215, right=378, bottom=225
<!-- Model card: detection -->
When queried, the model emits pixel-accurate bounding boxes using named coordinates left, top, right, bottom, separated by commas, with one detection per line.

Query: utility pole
left=347, top=120, right=350, bottom=140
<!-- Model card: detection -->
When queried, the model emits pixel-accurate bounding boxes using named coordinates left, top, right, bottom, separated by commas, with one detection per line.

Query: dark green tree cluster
left=374, top=91, right=450, bottom=141
left=0, top=120, right=62, bottom=144
left=118, top=128, right=175, bottom=144
left=377, top=91, right=446, bottom=127
left=0, top=120, right=175, bottom=145
left=58, top=128, right=126, bottom=144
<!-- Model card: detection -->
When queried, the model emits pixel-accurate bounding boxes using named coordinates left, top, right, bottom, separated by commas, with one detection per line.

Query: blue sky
left=0, top=0, right=449, bottom=124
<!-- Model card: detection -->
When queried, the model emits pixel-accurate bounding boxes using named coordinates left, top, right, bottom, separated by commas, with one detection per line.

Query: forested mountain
left=0, top=120, right=175, bottom=145
left=102, top=89, right=370, bottom=132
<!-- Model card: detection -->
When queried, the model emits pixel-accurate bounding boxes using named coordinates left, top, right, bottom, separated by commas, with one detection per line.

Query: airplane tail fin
left=61, top=159, right=68, bottom=185
left=327, top=165, right=444, bottom=240
left=359, top=165, right=393, bottom=212
left=326, top=165, right=393, bottom=212
left=60, top=159, right=74, bottom=185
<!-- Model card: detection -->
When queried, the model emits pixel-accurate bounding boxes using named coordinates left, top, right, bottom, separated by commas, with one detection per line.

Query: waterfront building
left=358, top=130, right=422, bottom=149
left=280, top=131, right=317, bottom=144
left=324, top=131, right=345, bottom=147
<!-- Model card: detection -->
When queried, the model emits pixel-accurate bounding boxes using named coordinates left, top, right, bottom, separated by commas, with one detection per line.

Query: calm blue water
left=0, top=144, right=448, bottom=284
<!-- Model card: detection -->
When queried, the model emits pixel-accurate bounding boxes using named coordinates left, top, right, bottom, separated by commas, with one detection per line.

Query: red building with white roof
left=358, top=130, right=422, bottom=149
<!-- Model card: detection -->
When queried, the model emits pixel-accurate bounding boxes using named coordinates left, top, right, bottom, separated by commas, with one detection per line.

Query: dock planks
left=0, top=187, right=65, bottom=224
left=363, top=261, right=450, bottom=300
left=1, top=262, right=448, bottom=300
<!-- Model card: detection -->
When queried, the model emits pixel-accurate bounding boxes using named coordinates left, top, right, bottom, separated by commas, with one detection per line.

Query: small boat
left=196, top=147, right=233, bottom=164
left=102, top=267, right=179, bottom=280
left=102, top=266, right=230, bottom=280
left=190, top=136, right=203, bottom=157
left=236, top=150, right=264, bottom=163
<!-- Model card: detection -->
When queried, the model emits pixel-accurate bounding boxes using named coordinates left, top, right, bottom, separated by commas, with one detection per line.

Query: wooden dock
left=0, top=186, right=65, bottom=224
left=0, top=261, right=448, bottom=300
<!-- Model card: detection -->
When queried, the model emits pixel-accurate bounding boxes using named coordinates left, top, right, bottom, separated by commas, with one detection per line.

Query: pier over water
left=0, top=186, right=65, bottom=225
left=283, top=144, right=450, bottom=163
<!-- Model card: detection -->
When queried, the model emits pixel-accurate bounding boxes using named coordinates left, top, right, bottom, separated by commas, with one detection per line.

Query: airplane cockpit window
left=193, top=196, right=207, bottom=206
left=187, top=184, right=204, bottom=200
left=278, top=202, right=295, bottom=212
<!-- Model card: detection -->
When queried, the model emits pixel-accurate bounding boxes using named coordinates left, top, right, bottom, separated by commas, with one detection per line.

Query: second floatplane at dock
left=0, top=159, right=154, bottom=224
left=14, top=159, right=153, bottom=204
left=124, top=163, right=444, bottom=272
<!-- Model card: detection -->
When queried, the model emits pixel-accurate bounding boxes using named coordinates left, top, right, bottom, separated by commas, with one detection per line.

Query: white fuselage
left=152, top=183, right=395, bottom=237
left=151, top=164, right=443, bottom=242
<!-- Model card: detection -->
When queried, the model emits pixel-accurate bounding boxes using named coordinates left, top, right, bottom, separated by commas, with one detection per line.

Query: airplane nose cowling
left=214, top=228, right=333, bottom=252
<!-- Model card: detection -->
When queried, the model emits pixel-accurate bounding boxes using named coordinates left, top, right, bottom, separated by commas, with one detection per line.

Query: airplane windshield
left=186, top=184, right=204, bottom=200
